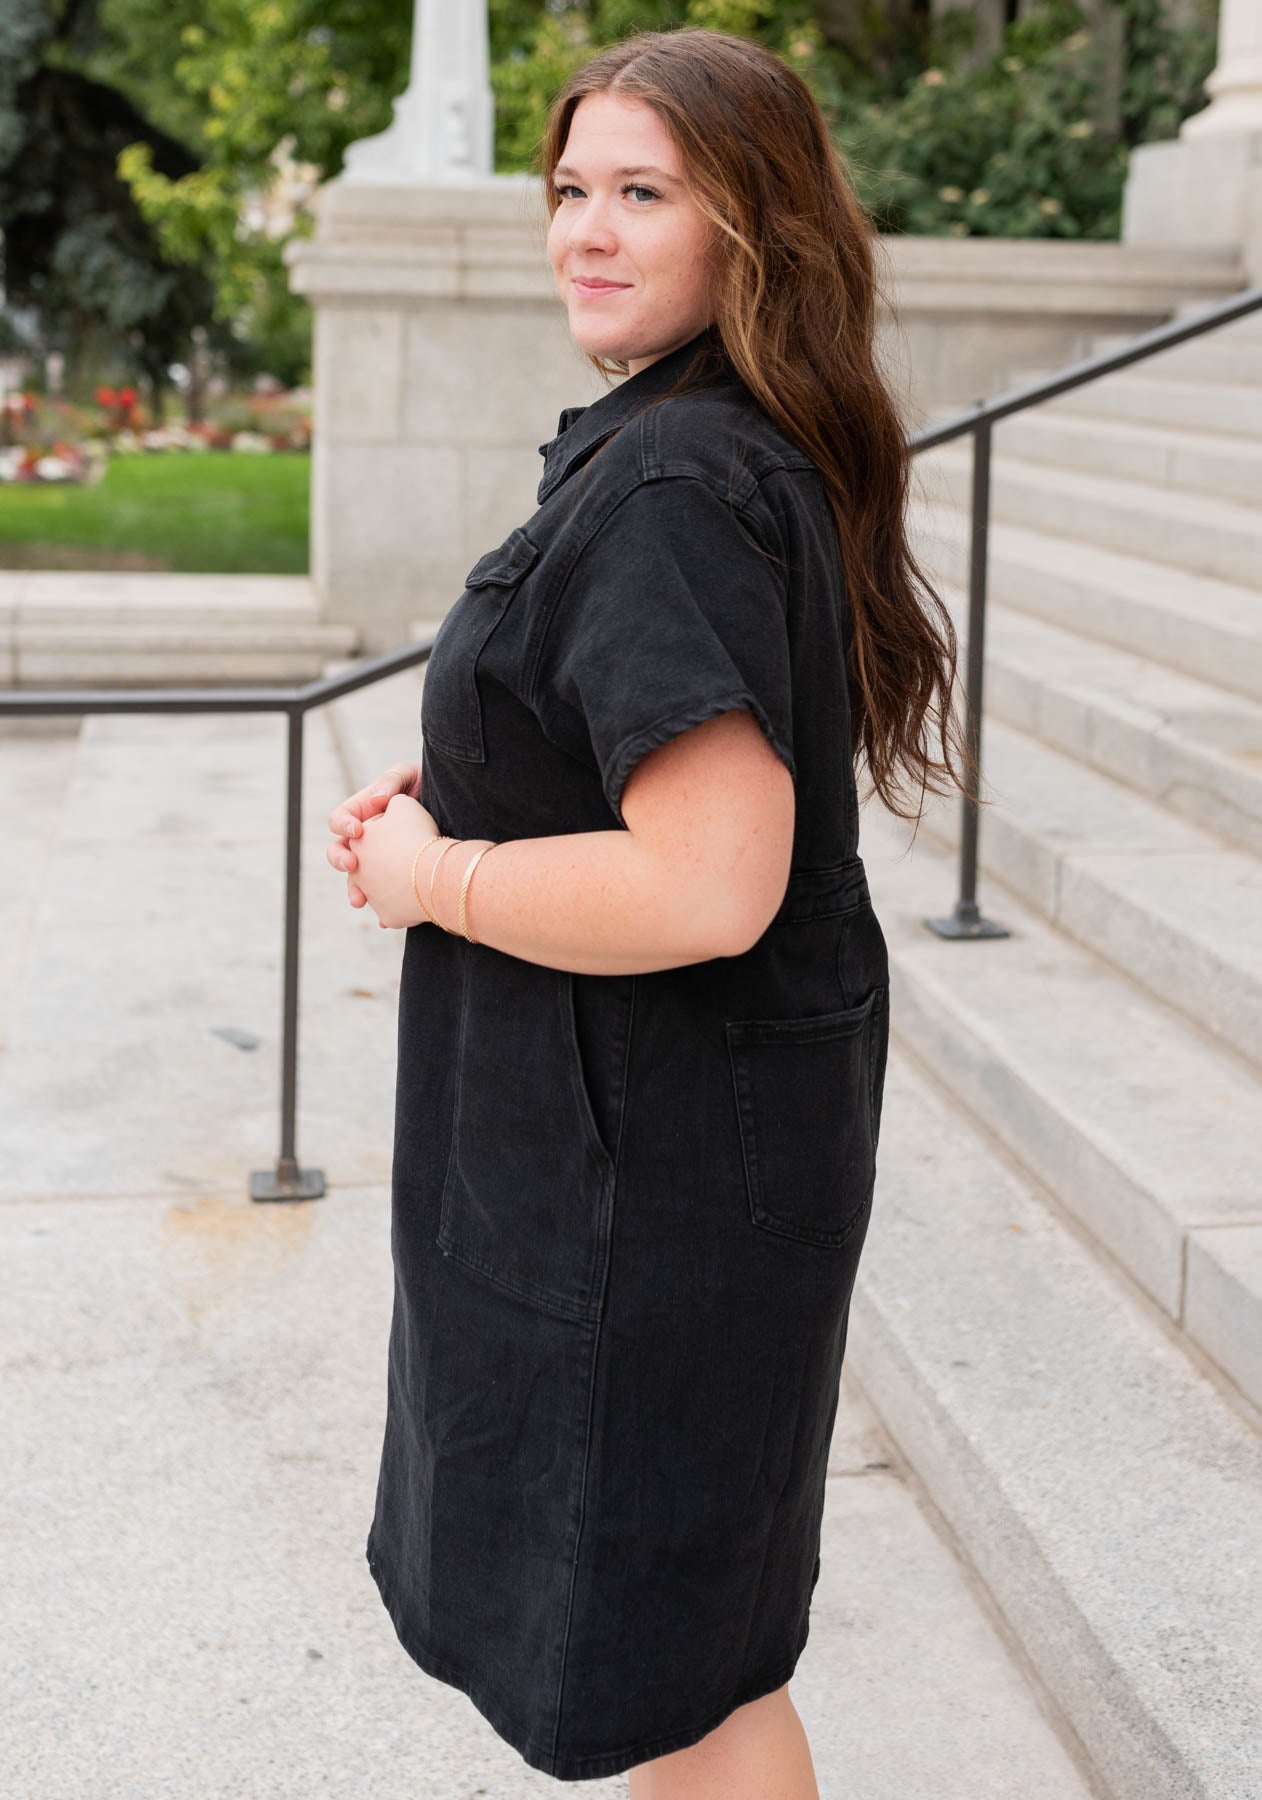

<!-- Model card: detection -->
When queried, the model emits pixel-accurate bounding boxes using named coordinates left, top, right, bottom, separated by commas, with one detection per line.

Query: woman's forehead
left=561, top=91, right=682, bottom=163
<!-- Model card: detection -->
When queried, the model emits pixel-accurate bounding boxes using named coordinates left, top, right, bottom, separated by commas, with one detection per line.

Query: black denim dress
left=365, top=326, right=891, bottom=1781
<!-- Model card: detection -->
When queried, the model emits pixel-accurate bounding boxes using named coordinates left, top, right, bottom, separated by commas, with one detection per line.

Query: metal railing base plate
left=250, top=1162, right=327, bottom=1202
left=924, top=909, right=1010, bottom=941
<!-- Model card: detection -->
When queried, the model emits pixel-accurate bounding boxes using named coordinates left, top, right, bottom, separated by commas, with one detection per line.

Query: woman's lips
left=573, top=278, right=631, bottom=298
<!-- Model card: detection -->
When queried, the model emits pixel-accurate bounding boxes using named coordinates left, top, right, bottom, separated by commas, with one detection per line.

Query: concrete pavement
left=0, top=707, right=1093, bottom=1796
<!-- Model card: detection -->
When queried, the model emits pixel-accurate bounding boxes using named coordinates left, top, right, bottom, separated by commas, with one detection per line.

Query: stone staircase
left=0, top=571, right=358, bottom=686
left=848, top=300, right=1262, bottom=1797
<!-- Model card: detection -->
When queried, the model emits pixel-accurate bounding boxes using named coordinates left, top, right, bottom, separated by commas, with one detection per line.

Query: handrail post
left=926, top=413, right=1009, bottom=941
left=251, top=704, right=326, bottom=1200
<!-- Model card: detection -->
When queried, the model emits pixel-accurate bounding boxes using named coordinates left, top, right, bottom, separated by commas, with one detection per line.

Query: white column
left=1181, top=0, right=1262, bottom=140
left=341, top=0, right=495, bottom=184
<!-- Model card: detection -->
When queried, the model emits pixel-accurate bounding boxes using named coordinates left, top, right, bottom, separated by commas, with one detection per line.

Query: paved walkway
left=0, top=695, right=1093, bottom=1797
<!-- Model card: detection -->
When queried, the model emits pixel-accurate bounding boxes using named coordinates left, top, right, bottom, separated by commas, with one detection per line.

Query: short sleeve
left=534, top=476, right=796, bottom=826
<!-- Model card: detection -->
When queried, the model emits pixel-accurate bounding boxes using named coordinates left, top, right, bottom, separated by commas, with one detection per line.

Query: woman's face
left=548, top=91, right=715, bottom=377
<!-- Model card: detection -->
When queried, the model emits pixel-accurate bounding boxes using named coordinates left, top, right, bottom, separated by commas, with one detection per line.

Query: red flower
left=95, top=386, right=117, bottom=407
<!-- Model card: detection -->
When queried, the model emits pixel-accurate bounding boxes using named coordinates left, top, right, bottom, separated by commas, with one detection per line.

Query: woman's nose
left=567, top=197, right=618, bottom=255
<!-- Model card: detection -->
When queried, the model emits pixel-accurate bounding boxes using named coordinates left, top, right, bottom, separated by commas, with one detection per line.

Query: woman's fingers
left=328, top=796, right=371, bottom=839
left=327, top=762, right=420, bottom=839
left=374, top=761, right=421, bottom=801
left=328, top=762, right=420, bottom=915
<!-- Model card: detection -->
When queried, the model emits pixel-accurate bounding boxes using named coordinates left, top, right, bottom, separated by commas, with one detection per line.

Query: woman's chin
left=568, top=314, right=637, bottom=363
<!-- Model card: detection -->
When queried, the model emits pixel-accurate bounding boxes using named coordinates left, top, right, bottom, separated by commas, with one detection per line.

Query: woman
left=326, top=25, right=970, bottom=1794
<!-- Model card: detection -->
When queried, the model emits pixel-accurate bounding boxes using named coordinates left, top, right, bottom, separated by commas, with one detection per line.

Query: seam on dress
left=604, top=688, right=797, bottom=826
left=551, top=970, right=638, bottom=1769
left=524, top=470, right=789, bottom=717
left=370, top=1529, right=809, bottom=1779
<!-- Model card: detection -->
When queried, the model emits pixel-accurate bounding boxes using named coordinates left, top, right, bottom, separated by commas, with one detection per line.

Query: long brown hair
left=536, top=26, right=977, bottom=827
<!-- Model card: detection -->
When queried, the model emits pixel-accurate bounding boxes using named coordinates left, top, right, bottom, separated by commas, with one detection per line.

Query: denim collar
left=536, top=325, right=737, bottom=504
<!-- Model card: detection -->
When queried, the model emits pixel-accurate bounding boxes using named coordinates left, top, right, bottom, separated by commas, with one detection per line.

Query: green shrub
left=831, top=0, right=1217, bottom=240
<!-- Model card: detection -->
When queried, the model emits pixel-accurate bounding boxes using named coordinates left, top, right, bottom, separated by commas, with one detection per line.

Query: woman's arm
left=360, top=709, right=794, bottom=977
left=440, top=708, right=793, bottom=975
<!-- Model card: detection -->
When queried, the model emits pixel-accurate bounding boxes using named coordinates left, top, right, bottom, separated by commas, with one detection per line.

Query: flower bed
left=0, top=387, right=312, bottom=483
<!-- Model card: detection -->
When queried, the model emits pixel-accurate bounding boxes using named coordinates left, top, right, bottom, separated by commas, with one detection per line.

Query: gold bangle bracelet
left=457, top=843, right=497, bottom=944
left=411, top=842, right=441, bottom=925
left=428, top=837, right=462, bottom=932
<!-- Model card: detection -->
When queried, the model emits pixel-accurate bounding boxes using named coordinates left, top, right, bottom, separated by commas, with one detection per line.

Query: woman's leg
left=626, top=1683, right=820, bottom=1800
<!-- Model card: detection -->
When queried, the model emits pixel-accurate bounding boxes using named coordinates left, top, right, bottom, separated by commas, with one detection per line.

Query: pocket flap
left=463, top=527, right=540, bottom=591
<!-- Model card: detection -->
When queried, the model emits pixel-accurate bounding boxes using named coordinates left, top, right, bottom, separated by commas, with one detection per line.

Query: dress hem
left=365, top=1531, right=813, bottom=1782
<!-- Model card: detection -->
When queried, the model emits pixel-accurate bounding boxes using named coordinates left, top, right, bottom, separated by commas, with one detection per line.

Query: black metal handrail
left=2, top=281, right=1260, bottom=1197
left=908, top=281, right=1262, bottom=942
left=0, top=639, right=439, bottom=1201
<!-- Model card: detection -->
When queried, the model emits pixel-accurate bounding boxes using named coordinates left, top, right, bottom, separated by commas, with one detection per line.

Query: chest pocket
left=421, top=526, right=540, bottom=762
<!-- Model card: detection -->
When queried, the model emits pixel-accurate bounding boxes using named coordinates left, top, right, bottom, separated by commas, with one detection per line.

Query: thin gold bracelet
left=457, top=843, right=498, bottom=944
left=428, top=837, right=462, bottom=931
left=415, top=834, right=454, bottom=927
left=411, top=841, right=442, bottom=925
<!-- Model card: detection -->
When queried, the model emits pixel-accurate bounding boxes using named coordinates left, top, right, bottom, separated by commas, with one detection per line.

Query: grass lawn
left=0, top=452, right=310, bottom=573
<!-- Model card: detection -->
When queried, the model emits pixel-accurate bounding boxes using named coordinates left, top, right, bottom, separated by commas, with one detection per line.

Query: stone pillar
left=1122, top=0, right=1262, bottom=282
left=285, top=0, right=610, bottom=654
left=1180, top=0, right=1262, bottom=141
left=341, top=0, right=494, bottom=184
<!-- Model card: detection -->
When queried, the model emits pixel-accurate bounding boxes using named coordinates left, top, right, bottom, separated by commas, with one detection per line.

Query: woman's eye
left=552, top=181, right=661, bottom=203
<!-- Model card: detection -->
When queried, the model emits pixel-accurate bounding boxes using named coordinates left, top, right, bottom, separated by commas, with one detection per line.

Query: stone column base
left=1123, top=132, right=1262, bottom=284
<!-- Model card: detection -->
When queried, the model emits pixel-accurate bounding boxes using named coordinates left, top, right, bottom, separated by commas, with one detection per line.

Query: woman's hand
left=326, top=762, right=424, bottom=915
left=349, top=792, right=443, bottom=929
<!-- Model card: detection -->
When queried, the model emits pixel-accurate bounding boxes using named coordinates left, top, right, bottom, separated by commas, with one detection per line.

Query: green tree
left=834, top=0, right=1217, bottom=240
left=0, top=0, right=219, bottom=394
left=1, top=0, right=1222, bottom=392
left=69, top=0, right=843, bottom=381
left=88, top=0, right=413, bottom=386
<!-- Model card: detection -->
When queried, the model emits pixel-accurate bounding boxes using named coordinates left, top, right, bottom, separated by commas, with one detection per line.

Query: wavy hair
left=535, top=25, right=977, bottom=828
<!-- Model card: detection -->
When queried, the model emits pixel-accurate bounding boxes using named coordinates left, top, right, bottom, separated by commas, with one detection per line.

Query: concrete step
left=909, top=500, right=1262, bottom=705
left=998, top=298, right=1262, bottom=407
left=860, top=803, right=1262, bottom=1421
left=0, top=572, right=360, bottom=687
left=11, top=621, right=360, bottom=687
left=919, top=444, right=1262, bottom=589
left=968, top=408, right=1262, bottom=507
left=847, top=994, right=1262, bottom=1799
left=1173, top=296, right=1262, bottom=338
left=908, top=710, right=1262, bottom=1069
left=1088, top=327, right=1262, bottom=387
left=939, top=586, right=1262, bottom=857
left=1040, top=368, right=1262, bottom=437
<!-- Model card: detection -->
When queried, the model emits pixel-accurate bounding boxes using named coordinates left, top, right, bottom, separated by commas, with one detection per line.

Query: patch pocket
left=437, top=946, right=615, bottom=1324
left=421, top=526, right=540, bottom=762
left=725, top=986, right=888, bottom=1249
